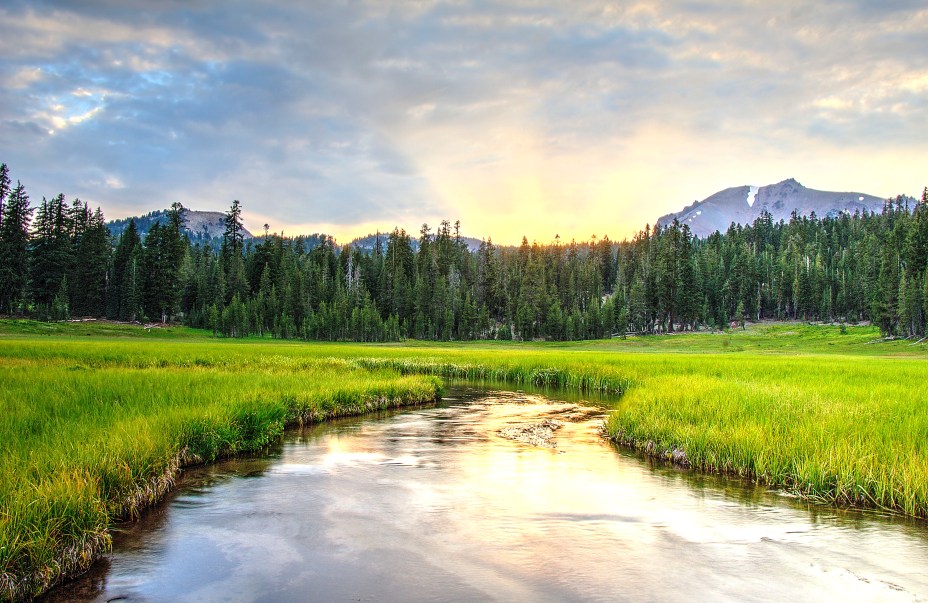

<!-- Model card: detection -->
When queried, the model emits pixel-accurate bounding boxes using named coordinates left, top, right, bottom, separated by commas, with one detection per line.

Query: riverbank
left=603, top=362, right=928, bottom=515
left=48, top=387, right=928, bottom=603
left=2, top=320, right=927, bottom=600
left=342, top=348, right=928, bottom=518
left=0, top=336, right=441, bottom=601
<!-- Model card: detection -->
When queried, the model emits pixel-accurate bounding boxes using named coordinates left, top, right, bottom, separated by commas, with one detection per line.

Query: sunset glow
left=1, top=1, right=926, bottom=244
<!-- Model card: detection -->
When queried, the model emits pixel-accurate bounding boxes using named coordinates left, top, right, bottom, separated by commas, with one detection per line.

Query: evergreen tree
left=0, top=182, right=34, bottom=314
left=108, top=220, right=144, bottom=321
left=142, top=203, right=187, bottom=322
left=221, top=199, right=247, bottom=302
left=51, top=276, right=70, bottom=321
left=0, top=163, right=9, bottom=229
left=30, top=194, right=72, bottom=314
left=70, top=207, right=110, bottom=316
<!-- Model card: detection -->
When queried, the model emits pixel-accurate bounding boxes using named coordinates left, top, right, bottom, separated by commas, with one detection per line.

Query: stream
left=44, top=385, right=928, bottom=602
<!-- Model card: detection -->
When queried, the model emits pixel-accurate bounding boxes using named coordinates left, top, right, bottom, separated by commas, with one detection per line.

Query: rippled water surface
left=45, top=386, right=928, bottom=602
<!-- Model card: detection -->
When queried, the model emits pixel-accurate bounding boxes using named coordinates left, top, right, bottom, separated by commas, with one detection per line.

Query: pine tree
left=221, top=199, right=247, bottom=302
left=71, top=207, right=110, bottom=316
left=0, top=163, right=10, bottom=230
left=922, top=271, right=928, bottom=335
left=615, top=306, right=629, bottom=338
left=0, top=182, right=34, bottom=314
left=141, top=205, right=187, bottom=323
left=223, top=199, right=245, bottom=251
left=108, top=220, right=143, bottom=320
left=545, top=299, right=564, bottom=340
left=30, top=194, right=72, bottom=313
left=628, top=277, right=647, bottom=332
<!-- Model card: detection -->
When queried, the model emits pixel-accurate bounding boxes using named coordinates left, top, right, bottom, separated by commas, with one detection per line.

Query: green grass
left=0, top=318, right=209, bottom=340
left=1, top=319, right=926, bottom=600
left=323, top=330, right=928, bottom=520
left=0, top=334, right=441, bottom=601
left=604, top=355, right=928, bottom=514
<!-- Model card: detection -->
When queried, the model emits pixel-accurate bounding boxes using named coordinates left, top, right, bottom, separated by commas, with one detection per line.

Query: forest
left=1, top=162, right=927, bottom=341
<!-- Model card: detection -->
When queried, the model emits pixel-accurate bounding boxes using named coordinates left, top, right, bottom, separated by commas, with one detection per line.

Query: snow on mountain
left=656, top=179, right=886, bottom=238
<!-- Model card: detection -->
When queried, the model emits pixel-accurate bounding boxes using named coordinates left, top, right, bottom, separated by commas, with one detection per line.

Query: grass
left=0, top=334, right=441, bottom=601
left=0, top=318, right=209, bottom=340
left=324, top=328, right=928, bottom=518
left=1, top=319, right=926, bottom=600
left=604, top=355, right=928, bottom=515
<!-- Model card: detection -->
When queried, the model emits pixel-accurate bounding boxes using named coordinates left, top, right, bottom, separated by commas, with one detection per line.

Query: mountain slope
left=107, top=209, right=253, bottom=243
left=657, top=179, right=886, bottom=237
left=347, top=232, right=484, bottom=253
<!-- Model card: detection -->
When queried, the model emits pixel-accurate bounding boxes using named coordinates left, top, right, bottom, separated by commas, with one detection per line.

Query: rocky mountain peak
left=656, top=179, right=886, bottom=238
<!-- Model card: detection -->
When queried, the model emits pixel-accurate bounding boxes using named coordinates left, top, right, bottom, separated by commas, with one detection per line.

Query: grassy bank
left=604, top=355, right=928, bottom=514
left=0, top=335, right=441, bottom=601
left=317, top=323, right=927, bottom=520
left=328, top=333, right=928, bottom=518
left=1, top=320, right=926, bottom=599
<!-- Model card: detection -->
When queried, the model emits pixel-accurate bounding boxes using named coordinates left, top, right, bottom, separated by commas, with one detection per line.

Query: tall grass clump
left=349, top=356, right=634, bottom=395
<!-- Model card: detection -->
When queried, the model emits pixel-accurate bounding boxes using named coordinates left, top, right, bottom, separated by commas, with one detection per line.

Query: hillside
left=348, top=232, right=484, bottom=253
left=107, top=210, right=489, bottom=254
left=107, top=209, right=254, bottom=244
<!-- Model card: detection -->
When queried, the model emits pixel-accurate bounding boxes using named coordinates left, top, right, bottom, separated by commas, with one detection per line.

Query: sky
left=1, top=1, right=926, bottom=245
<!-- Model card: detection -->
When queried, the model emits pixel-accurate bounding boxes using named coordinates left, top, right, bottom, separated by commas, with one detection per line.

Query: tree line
left=1, top=162, right=927, bottom=340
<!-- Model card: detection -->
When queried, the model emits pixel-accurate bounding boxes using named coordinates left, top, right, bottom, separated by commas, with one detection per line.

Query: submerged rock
left=497, top=419, right=563, bottom=448
left=669, top=448, right=689, bottom=466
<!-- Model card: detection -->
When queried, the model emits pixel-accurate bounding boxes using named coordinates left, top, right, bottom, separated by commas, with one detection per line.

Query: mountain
left=107, top=209, right=253, bottom=244
left=656, top=178, right=887, bottom=238
left=108, top=210, right=472, bottom=254
left=348, top=232, right=484, bottom=253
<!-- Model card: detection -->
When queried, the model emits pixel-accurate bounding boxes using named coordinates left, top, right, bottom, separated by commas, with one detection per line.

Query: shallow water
left=45, top=386, right=928, bottom=602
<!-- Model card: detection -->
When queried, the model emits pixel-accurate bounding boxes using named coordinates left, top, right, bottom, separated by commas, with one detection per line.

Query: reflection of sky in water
left=45, top=387, right=928, bottom=602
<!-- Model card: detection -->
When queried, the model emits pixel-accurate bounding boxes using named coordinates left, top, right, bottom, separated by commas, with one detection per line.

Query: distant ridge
left=107, top=208, right=253, bottom=243
left=657, top=179, right=887, bottom=238
left=347, top=232, right=484, bottom=253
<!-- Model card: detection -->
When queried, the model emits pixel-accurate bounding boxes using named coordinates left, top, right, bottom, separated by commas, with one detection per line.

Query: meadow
left=0, top=327, right=442, bottom=601
left=1, top=319, right=926, bottom=600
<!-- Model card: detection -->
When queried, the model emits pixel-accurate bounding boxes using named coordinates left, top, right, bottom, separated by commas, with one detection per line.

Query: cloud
left=0, top=0, right=926, bottom=243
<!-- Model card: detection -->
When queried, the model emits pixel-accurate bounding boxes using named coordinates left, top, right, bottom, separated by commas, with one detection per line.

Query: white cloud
left=8, top=66, right=44, bottom=89
left=0, top=0, right=926, bottom=242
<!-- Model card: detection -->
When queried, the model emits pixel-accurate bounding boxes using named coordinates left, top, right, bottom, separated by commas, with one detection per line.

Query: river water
left=45, top=385, right=928, bottom=602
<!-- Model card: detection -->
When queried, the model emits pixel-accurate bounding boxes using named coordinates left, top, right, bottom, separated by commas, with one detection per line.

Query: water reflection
left=43, top=385, right=928, bottom=602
